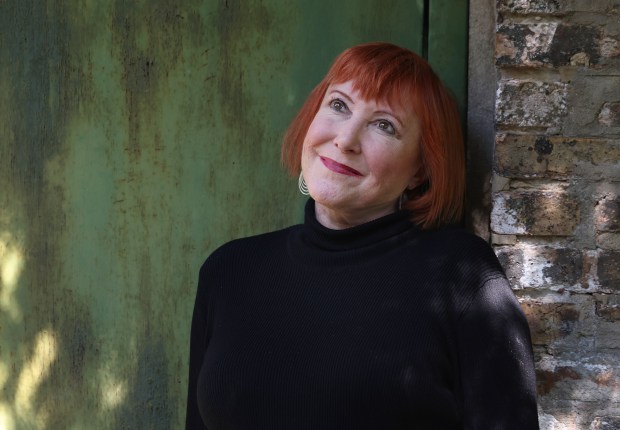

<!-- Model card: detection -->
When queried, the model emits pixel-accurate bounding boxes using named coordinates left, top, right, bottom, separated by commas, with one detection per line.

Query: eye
left=329, top=98, right=349, bottom=113
left=376, top=119, right=396, bottom=135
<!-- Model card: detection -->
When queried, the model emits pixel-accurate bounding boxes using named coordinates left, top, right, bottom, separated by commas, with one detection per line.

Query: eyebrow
left=376, top=109, right=404, bottom=127
left=330, top=89, right=355, bottom=105
left=328, top=89, right=404, bottom=127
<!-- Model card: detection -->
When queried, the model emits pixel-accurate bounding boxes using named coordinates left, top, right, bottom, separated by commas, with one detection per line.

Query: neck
left=314, top=201, right=399, bottom=230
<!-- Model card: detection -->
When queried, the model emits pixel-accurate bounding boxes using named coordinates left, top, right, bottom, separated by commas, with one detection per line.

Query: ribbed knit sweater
left=185, top=200, right=539, bottom=429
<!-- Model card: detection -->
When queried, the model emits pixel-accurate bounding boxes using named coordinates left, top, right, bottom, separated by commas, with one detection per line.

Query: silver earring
left=298, top=172, right=309, bottom=195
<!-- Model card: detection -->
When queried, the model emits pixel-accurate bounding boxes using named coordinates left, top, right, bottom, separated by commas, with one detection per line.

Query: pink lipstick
left=320, top=156, right=362, bottom=176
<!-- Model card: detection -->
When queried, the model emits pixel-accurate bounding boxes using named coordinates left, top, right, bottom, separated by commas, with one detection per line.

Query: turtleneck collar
left=287, top=199, right=417, bottom=267
left=303, top=199, right=414, bottom=251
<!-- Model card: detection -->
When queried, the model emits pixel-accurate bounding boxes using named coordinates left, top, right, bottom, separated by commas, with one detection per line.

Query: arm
left=185, top=264, right=210, bottom=430
left=458, top=277, right=539, bottom=430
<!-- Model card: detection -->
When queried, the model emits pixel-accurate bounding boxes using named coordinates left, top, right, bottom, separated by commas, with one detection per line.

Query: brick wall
left=491, top=1, right=620, bottom=428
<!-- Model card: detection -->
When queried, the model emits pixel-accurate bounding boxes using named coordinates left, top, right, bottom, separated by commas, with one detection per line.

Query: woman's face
left=301, top=80, right=423, bottom=227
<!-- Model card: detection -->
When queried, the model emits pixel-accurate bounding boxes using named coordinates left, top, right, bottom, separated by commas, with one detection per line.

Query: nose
left=334, top=121, right=362, bottom=154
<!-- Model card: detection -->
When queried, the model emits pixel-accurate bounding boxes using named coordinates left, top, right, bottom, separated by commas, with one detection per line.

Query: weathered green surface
left=0, top=1, right=463, bottom=428
left=428, top=0, right=469, bottom=117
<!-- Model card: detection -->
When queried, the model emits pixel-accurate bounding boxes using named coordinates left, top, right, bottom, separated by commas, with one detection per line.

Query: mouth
left=320, top=156, right=363, bottom=176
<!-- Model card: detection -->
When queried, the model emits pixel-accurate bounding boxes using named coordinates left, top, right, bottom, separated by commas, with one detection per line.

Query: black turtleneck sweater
left=185, top=200, right=539, bottom=429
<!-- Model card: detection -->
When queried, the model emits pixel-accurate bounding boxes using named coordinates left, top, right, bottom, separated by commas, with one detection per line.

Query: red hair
left=281, top=42, right=465, bottom=229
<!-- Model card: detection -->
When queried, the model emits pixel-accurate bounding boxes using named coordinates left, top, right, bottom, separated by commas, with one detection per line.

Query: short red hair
left=281, top=42, right=465, bottom=229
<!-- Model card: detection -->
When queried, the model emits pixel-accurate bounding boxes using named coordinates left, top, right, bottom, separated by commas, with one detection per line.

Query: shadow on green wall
left=0, top=0, right=466, bottom=428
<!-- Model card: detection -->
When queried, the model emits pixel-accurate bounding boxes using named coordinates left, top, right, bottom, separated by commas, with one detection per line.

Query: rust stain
left=112, top=0, right=186, bottom=159
left=521, top=302, right=580, bottom=345
left=536, top=366, right=581, bottom=396
left=594, top=369, right=619, bottom=388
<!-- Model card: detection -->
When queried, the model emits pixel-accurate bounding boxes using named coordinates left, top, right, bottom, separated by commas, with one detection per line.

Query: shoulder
left=417, top=227, right=500, bottom=266
left=199, top=224, right=300, bottom=274
left=410, top=226, right=507, bottom=293
left=418, top=225, right=489, bottom=249
left=194, top=225, right=300, bottom=303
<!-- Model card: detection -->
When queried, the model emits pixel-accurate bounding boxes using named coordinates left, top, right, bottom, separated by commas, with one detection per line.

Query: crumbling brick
left=496, top=80, right=568, bottom=127
left=600, top=36, right=620, bottom=59
left=547, top=24, right=600, bottom=67
left=598, top=102, right=620, bottom=127
left=521, top=301, right=580, bottom=345
left=495, top=134, right=620, bottom=179
left=598, top=251, right=620, bottom=290
left=491, top=191, right=579, bottom=235
left=595, top=301, right=620, bottom=322
left=497, top=0, right=561, bottom=14
left=496, top=23, right=601, bottom=67
left=536, top=365, right=581, bottom=395
left=595, top=196, right=620, bottom=232
left=496, top=247, right=524, bottom=286
left=591, top=416, right=620, bottom=429
left=597, top=232, right=620, bottom=250
left=491, top=0, right=620, bottom=426
left=496, top=246, right=583, bottom=289
left=497, top=0, right=620, bottom=14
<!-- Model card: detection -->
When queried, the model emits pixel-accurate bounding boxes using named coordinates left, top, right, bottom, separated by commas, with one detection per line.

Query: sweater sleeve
left=457, top=276, right=540, bottom=430
left=185, top=262, right=211, bottom=430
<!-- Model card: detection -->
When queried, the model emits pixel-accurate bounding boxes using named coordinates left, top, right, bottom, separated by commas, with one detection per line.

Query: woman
left=186, top=42, right=539, bottom=429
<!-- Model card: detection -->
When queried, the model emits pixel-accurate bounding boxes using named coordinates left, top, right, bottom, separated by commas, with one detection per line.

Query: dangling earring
left=298, top=172, right=309, bottom=195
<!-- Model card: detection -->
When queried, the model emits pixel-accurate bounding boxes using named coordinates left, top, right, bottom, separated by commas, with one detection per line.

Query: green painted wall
left=0, top=1, right=463, bottom=428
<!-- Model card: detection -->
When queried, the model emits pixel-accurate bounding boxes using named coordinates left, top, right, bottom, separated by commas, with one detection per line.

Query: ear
left=407, top=166, right=426, bottom=190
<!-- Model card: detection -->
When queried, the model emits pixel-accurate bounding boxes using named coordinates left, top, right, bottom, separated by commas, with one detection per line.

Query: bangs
left=281, top=42, right=464, bottom=229
left=325, top=45, right=421, bottom=112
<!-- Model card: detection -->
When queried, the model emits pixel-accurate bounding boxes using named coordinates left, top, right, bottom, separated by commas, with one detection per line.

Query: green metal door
left=0, top=1, right=467, bottom=429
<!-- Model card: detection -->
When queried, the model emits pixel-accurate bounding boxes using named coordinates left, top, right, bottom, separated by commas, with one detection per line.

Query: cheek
left=301, top=135, right=316, bottom=161
left=304, top=116, right=333, bottom=147
left=367, top=149, right=415, bottom=184
left=366, top=148, right=399, bottom=174
left=300, top=136, right=316, bottom=171
left=301, top=128, right=327, bottom=169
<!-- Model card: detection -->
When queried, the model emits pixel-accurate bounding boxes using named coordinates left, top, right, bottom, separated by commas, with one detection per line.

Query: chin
left=308, top=183, right=345, bottom=203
